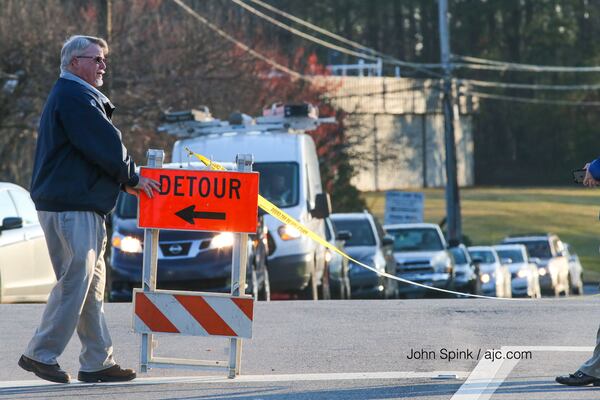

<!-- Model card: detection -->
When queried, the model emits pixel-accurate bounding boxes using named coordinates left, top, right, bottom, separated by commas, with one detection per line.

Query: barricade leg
left=140, top=149, right=163, bottom=373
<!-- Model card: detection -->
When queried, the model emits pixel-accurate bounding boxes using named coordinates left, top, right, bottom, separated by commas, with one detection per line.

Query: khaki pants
left=24, top=211, right=115, bottom=372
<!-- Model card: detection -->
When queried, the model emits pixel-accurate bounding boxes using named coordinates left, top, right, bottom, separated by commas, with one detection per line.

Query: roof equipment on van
left=158, top=102, right=335, bottom=138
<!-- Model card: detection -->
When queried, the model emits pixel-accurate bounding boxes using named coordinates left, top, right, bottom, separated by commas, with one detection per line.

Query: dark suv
left=107, top=192, right=270, bottom=301
left=330, top=212, right=397, bottom=299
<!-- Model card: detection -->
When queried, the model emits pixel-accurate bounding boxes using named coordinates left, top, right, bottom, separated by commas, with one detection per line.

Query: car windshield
left=450, top=247, right=468, bottom=264
left=331, top=218, right=375, bottom=247
left=510, top=240, right=551, bottom=259
left=116, top=193, right=138, bottom=219
left=386, top=228, right=444, bottom=252
left=469, top=250, right=496, bottom=264
left=254, top=162, right=299, bottom=208
left=496, top=249, right=524, bottom=263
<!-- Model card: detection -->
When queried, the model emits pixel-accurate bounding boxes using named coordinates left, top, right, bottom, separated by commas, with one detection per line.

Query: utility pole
left=97, top=0, right=112, bottom=97
left=437, top=0, right=462, bottom=245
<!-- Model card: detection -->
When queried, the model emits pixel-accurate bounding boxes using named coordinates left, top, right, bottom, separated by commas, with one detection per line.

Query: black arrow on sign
left=175, top=205, right=226, bottom=225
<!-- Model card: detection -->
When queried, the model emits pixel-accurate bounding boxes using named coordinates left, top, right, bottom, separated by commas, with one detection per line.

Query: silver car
left=0, top=182, right=55, bottom=303
left=501, top=234, right=570, bottom=296
left=564, top=243, right=584, bottom=295
left=494, top=244, right=541, bottom=298
left=467, top=246, right=512, bottom=298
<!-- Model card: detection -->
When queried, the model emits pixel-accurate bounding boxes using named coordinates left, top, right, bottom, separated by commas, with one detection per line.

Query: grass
left=362, top=187, right=600, bottom=274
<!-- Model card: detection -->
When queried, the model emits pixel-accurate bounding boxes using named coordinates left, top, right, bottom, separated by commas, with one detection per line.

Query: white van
left=168, top=105, right=332, bottom=299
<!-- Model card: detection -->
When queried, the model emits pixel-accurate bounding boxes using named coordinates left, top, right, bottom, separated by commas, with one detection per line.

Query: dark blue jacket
left=30, top=78, right=139, bottom=216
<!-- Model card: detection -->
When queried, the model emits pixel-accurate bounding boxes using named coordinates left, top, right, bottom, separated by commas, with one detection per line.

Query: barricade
left=134, top=149, right=257, bottom=378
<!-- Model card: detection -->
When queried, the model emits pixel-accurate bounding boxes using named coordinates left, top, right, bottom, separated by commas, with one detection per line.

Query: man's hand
left=583, top=162, right=600, bottom=187
left=127, top=176, right=161, bottom=198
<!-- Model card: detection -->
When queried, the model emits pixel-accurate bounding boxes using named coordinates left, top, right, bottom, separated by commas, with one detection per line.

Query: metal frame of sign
left=137, top=149, right=254, bottom=379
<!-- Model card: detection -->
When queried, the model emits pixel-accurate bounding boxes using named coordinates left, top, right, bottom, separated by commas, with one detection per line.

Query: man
left=18, top=35, right=159, bottom=384
left=265, top=173, right=292, bottom=206
left=556, top=159, right=600, bottom=386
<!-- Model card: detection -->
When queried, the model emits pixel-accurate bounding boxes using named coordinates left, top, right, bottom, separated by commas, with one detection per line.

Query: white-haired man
left=18, top=35, right=159, bottom=384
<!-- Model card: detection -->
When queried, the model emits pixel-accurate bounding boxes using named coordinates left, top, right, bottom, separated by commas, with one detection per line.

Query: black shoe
left=78, top=364, right=136, bottom=383
left=18, top=355, right=70, bottom=384
left=556, top=370, right=600, bottom=386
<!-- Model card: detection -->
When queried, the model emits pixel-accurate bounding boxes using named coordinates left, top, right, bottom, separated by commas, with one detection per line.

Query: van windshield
left=254, top=162, right=299, bottom=208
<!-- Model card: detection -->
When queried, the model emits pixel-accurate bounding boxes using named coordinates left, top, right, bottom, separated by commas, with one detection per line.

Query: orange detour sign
left=138, top=167, right=259, bottom=233
left=133, top=289, right=254, bottom=339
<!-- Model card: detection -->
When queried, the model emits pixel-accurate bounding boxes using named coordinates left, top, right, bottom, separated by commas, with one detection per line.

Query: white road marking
left=451, top=346, right=594, bottom=400
left=0, top=370, right=468, bottom=391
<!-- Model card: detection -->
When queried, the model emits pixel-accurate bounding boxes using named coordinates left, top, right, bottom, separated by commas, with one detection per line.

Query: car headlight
left=112, top=233, right=143, bottom=253
left=210, top=232, right=234, bottom=249
left=373, top=253, right=386, bottom=271
left=278, top=224, right=301, bottom=241
left=481, top=273, right=490, bottom=283
left=538, top=267, right=547, bottom=276
left=517, top=269, right=528, bottom=278
left=325, top=249, right=332, bottom=263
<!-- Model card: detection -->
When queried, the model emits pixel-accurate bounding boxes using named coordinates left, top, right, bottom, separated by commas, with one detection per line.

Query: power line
left=460, top=78, right=600, bottom=91
left=453, top=54, right=600, bottom=73
left=231, top=0, right=379, bottom=62
left=230, top=0, right=445, bottom=78
left=172, top=0, right=308, bottom=81
left=467, top=91, right=600, bottom=106
left=249, top=0, right=380, bottom=56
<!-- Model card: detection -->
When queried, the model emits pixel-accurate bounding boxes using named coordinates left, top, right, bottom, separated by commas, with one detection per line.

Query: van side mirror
left=311, top=193, right=331, bottom=219
left=1, top=217, right=23, bottom=232
left=336, top=230, right=352, bottom=241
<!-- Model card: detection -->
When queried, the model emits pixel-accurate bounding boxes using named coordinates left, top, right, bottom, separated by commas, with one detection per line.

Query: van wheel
left=300, top=258, right=319, bottom=300
left=258, top=267, right=271, bottom=301
left=251, top=267, right=259, bottom=300
left=320, top=263, right=331, bottom=300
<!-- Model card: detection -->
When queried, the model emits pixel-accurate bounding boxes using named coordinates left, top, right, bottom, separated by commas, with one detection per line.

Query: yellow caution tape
left=185, top=147, right=524, bottom=301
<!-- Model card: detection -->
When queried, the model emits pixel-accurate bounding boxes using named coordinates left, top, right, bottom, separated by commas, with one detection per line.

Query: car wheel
left=563, top=274, right=570, bottom=297
left=471, top=277, right=482, bottom=296
left=572, top=274, right=584, bottom=295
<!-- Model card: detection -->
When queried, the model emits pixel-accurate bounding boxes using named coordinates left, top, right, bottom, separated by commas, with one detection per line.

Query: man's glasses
left=75, top=56, right=107, bottom=65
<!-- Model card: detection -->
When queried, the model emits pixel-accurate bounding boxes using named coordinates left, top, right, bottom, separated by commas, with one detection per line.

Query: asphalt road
left=1, top=293, right=600, bottom=399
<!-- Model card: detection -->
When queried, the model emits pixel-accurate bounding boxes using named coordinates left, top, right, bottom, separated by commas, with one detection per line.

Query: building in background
left=321, top=75, right=476, bottom=191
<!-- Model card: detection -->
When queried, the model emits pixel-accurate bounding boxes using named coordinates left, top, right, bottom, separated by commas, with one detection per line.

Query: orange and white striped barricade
left=135, top=150, right=256, bottom=378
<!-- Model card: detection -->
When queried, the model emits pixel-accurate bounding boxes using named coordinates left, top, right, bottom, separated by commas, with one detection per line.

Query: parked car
left=330, top=212, right=397, bottom=299
left=0, top=182, right=55, bottom=303
left=384, top=223, right=454, bottom=298
left=108, top=190, right=270, bottom=302
left=324, top=217, right=351, bottom=299
left=449, top=244, right=480, bottom=296
left=467, top=246, right=512, bottom=298
left=564, top=243, right=584, bottom=295
left=493, top=244, right=541, bottom=298
left=501, top=233, right=570, bottom=296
